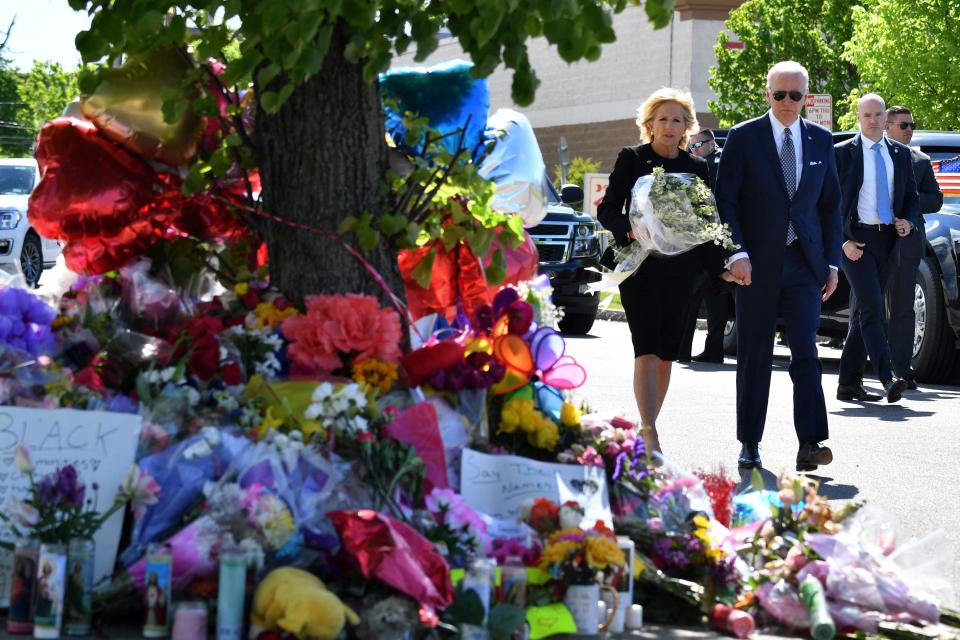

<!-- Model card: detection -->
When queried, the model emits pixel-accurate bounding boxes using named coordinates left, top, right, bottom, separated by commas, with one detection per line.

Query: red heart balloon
left=29, top=117, right=160, bottom=243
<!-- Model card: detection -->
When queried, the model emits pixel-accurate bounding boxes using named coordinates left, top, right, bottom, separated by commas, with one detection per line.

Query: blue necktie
left=874, top=142, right=893, bottom=223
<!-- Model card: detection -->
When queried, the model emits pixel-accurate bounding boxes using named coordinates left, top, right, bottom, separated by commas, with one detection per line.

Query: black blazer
left=596, top=144, right=721, bottom=277
left=910, top=147, right=943, bottom=220
left=834, top=134, right=920, bottom=243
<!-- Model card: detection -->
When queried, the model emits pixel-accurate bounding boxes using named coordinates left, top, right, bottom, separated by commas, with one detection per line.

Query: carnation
left=281, top=293, right=402, bottom=375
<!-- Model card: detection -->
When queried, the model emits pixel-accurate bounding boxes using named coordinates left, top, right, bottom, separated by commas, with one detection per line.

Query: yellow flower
left=560, top=402, right=581, bottom=427
left=253, top=302, right=299, bottom=329
left=257, top=406, right=285, bottom=437
left=692, top=515, right=710, bottom=530
left=585, top=536, right=625, bottom=570
left=539, top=540, right=579, bottom=569
left=499, top=406, right=520, bottom=433
left=234, top=282, right=250, bottom=296
left=51, top=315, right=74, bottom=329
left=528, top=420, right=559, bottom=450
left=352, top=359, right=398, bottom=393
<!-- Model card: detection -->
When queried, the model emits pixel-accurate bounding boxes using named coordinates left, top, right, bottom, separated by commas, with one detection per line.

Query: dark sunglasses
left=772, top=90, right=805, bottom=102
left=689, top=140, right=712, bottom=150
left=890, top=121, right=916, bottom=130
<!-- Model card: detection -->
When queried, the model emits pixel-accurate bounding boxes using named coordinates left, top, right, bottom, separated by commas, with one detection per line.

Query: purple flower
left=36, top=465, right=85, bottom=508
left=0, top=287, right=57, bottom=358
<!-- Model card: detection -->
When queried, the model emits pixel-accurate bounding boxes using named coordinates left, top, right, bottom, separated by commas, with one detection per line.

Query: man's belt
left=855, top=222, right=894, bottom=231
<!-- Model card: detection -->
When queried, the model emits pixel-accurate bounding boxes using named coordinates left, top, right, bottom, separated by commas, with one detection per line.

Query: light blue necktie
left=874, top=142, right=893, bottom=223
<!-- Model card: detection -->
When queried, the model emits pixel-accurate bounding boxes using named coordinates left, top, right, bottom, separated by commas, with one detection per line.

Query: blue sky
left=1, top=1, right=91, bottom=71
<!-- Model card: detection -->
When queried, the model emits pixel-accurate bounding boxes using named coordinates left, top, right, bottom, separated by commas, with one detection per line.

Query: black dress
left=597, top=144, right=723, bottom=360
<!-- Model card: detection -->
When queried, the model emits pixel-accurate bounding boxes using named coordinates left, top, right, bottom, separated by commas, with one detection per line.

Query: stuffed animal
left=251, top=567, right=359, bottom=640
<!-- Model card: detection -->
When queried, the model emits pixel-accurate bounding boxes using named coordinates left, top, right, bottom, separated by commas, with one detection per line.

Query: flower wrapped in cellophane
left=608, top=167, right=738, bottom=284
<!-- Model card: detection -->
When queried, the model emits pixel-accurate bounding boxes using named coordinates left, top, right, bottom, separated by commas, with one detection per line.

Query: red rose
left=221, top=362, right=243, bottom=386
left=74, top=366, right=104, bottom=390
left=187, top=334, right=220, bottom=381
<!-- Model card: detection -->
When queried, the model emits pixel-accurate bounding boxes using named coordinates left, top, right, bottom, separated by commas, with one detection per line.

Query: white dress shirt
left=857, top=135, right=895, bottom=224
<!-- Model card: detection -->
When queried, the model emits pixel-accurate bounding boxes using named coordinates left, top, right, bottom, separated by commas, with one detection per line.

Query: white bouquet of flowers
left=607, top=167, right=738, bottom=283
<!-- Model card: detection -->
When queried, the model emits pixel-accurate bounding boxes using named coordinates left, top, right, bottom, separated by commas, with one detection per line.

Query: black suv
left=528, top=179, right=602, bottom=335
left=720, top=131, right=960, bottom=382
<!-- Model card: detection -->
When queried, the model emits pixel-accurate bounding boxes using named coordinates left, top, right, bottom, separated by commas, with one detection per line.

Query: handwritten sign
left=0, top=407, right=141, bottom=602
left=583, top=173, right=608, bottom=219
left=460, top=450, right=611, bottom=527
left=527, top=603, right=576, bottom=639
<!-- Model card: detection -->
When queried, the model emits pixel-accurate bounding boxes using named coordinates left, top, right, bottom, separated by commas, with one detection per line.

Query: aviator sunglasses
left=890, top=121, right=917, bottom=130
left=771, top=90, right=805, bottom=102
left=689, top=140, right=712, bottom=150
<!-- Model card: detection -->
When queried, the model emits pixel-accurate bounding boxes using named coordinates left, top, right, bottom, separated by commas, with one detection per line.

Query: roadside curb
left=597, top=308, right=626, bottom=322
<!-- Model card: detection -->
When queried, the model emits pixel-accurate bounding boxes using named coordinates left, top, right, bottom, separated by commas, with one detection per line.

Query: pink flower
left=425, top=488, right=459, bottom=515
left=281, top=294, right=402, bottom=375
left=120, top=465, right=161, bottom=519
left=14, top=442, right=33, bottom=474
left=577, top=446, right=603, bottom=467
left=8, top=497, right=39, bottom=526
left=605, top=442, right=622, bottom=457
left=646, top=517, right=665, bottom=533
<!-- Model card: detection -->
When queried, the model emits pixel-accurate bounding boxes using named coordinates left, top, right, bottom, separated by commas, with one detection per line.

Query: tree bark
left=256, top=25, right=401, bottom=307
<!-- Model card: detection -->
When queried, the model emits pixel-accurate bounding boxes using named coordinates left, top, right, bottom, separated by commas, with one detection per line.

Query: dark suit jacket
left=714, top=114, right=843, bottom=286
left=705, top=149, right=721, bottom=190
left=910, top=147, right=943, bottom=220
left=833, top=134, right=920, bottom=244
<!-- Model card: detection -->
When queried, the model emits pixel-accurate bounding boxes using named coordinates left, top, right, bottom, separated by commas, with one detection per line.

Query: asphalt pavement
left=564, top=319, right=960, bottom=604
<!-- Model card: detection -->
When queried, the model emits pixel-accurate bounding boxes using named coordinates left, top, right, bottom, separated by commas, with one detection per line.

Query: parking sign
left=805, top=94, right=833, bottom=129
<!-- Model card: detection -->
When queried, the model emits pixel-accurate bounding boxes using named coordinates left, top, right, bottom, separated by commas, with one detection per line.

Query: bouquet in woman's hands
left=610, top=168, right=738, bottom=282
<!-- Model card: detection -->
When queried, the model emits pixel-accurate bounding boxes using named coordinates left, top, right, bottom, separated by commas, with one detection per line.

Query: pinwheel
left=490, top=326, right=586, bottom=395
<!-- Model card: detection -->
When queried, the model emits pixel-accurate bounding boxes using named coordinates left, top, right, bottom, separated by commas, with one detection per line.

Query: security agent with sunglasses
left=714, top=61, right=843, bottom=473
left=834, top=94, right=919, bottom=405
left=882, top=107, right=943, bottom=389
left=840, top=107, right=943, bottom=397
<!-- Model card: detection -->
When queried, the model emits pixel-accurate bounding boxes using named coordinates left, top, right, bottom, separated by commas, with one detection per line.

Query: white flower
left=184, top=439, right=213, bottom=459
left=311, top=382, right=335, bottom=403
left=8, top=497, right=39, bottom=526
left=559, top=503, right=585, bottom=530
left=119, top=465, right=161, bottom=519
left=13, top=442, right=34, bottom=474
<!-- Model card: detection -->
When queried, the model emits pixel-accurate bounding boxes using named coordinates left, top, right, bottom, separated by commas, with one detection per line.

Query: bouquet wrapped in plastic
left=608, top=168, right=737, bottom=284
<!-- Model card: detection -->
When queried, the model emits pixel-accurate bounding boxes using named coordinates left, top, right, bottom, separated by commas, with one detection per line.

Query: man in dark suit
left=834, top=94, right=919, bottom=404
left=678, top=129, right=729, bottom=363
left=715, top=61, right=843, bottom=472
left=883, top=106, right=942, bottom=388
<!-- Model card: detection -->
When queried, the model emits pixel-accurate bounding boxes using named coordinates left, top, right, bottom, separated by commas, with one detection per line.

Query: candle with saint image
left=142, top=543, right=173, bottom=638
left=33, top=544, right=67, bottom=640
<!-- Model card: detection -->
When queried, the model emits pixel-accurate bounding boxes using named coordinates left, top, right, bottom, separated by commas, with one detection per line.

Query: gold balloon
left=81, top=47, right=203, bottom=167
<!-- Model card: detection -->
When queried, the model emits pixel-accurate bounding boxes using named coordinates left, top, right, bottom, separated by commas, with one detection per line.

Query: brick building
left=392, top=0, right=744, bottom=176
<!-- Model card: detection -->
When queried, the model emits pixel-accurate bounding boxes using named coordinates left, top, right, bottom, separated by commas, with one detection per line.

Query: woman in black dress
left=597, top=88, right=727, bottom=456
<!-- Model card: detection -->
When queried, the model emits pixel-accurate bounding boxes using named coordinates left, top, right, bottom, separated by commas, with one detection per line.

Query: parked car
left=528, top=178, right=602, bottom=335
left=0, top=158, right=63, bottom=288
left=719, top=131, right=960, bottom=382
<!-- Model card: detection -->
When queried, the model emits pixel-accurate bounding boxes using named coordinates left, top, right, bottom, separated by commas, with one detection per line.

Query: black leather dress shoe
left=692, top=353, right=724, bottom=363
left=738, top=442, right=761, bottom=469
left=796, top=442, right=833, bottom=472
left=884, top=377, right=908, bottom=403
left=677, top=355, right=691, bottom=363
left=836, top=384, right=882, bottom=402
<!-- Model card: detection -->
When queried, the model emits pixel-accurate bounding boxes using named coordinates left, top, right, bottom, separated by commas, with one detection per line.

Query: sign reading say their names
left=460, top=449, right=611, bottom=528
left=0, top=407, right=141, bottom=602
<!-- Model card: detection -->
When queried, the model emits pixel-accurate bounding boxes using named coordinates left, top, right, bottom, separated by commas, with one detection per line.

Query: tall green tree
left=18, top=61, right=78, bottom=138
left=842, top=0, right=960, bottom=131
left=70, top=0, right=671, bottom=305
left=708, top=0, right=859, bottom=129
left=0, top=57, right=27, bottom=156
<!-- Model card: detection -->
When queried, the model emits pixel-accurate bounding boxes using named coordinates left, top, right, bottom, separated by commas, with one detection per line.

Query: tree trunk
left=256, top=25, right=401, bottom=307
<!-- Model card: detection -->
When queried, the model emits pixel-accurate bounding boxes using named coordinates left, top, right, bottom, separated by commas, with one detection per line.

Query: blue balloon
left=380, top=59, right=489, bottom=159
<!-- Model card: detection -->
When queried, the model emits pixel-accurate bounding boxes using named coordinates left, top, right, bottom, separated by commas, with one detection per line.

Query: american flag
left=931, top=155, right=960, bottom=197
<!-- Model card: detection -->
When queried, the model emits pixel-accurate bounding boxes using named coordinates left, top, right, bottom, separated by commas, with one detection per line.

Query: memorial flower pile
left=1, top=55, right=958, bottom=640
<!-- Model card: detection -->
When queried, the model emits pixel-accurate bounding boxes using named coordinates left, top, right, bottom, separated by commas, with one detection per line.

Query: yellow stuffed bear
left=251, top=567, right=359, bottom=640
